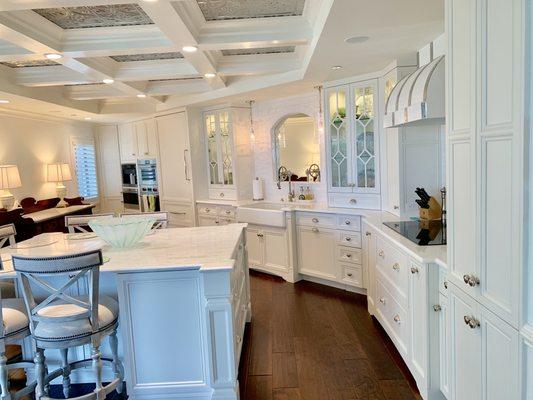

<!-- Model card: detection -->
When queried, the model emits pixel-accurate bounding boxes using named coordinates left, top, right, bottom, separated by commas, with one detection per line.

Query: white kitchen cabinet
left=448, top=283, right=519, bottom=400
left=135, top=119, right=158, bottom=158
left=203, top=107, right=253, bottom=201
left=297, top=225, right=338, bottom=281
left=196, top=204, right=236, bottom=227
left=95, top=125, right=123, bottom=214
left=246, top=225, right=290, bottom=277
left=438, top=292, right=450, bottom=400
left=325, top=80, right=381, bottom=209
left=118, top=122, right=138, bottom=163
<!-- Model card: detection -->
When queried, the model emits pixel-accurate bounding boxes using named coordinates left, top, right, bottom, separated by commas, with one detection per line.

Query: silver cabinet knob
left=379, top=297, right=386, bottom=304
left=347, top=273, right=353, bottom=277
left=312, top=217, right=319, bottom=223
left=225, top=210, right=231, bottom=214
left=433, top=304, right=442, bottom=312
left=257, top=233, right=264, bottom=238
left=205, top=208, right=211, bottom=213
left=410, top=266, right=419, bottom=274
left=220, top=192, right=225, bottom=197
left=444, top=280, right=448, bottom=289
left=464, top=315, right=480, bottom=329
left=393, top=205, right=400, bottom=210
left=365, top=231, right=371, bottom=236
left=392, top=263, right=400, bottom=271
left=463, top=274, right=471, bottom=284
left=312, top=227, right=319, bottom=233
left=349, top=198, right=357, bottom=204
left=345, top=220, right=351, bottom=225
left=463, top=274, right=480, bottom=287
left=378, top=250, right=384, bottom=258
left=346, top=253, right=352, bottom=258
left=345, top=237, right=352, bottom=242
left=393, top=315, right=401, bottom=324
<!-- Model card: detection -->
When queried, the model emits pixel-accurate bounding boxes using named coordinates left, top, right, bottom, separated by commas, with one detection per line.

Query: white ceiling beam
left=139, top=1, right=226, bottom=90
left=65, top=84, right=127, bottom=101
left=146, top=79, right=210, bottom=96
left=14, top=65, right=94, bottom=86
left=115, top=59, right=199, bottom=81
left=218, top=54, right=300, bottom=77
left=198, top=17, right=312, bottom=51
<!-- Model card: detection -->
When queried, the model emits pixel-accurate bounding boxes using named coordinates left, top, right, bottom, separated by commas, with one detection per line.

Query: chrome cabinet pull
left=346, top=254, right=352, bottom=258
left=410, top=266, right=419, bottom=274
left=392, top=263, right=400, bottom=271
left=349, top=198, right=357, bottom=205
left=183, top=149, right=191, bottom=181
left=220, top=192, right=225, bottom=198
left=379, top=297, right=386, bottom=304
left=345, top=237, right=352, bottom=242
left=205, top=208, right=211, bottom=213
left=257, top=233, right=264, bottom=238
left=345, top=220, right=351, bottom=225
left=347, top=273, right=353, bottom=277
left=225, top=210, right=231, bottom=214
left=169, top=211, right=186, bottom=215
left=393, top=205, right=400, bottom=210
left=444, top=280, right=448, bottom=289
left=464, top=315, right=480, bottom=329
left=378, top=250, right=384, bottom=258
left=463, top=274, right=480, bottom=287
left=365, top=231, right=371, bottom=237
left=393, top=315, right=401, bottom=324
left=312, top=217, right=319, bottom=223
left=433, top=304, right=442, bottom=312
left=311, top=227, right=319, bottom=233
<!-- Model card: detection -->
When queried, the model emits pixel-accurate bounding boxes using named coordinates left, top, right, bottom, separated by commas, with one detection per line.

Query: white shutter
left=72, top=138, right=98, bottom=199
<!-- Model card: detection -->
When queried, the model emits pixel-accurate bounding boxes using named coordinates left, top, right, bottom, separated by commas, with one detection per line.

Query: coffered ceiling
left=0, top=0, right=443, bottom=122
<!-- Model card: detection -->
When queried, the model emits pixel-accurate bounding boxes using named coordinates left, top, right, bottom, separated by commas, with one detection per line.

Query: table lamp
left=47, top=163, right=72, bottom=208
left=0, top=165, right=22, bottom=210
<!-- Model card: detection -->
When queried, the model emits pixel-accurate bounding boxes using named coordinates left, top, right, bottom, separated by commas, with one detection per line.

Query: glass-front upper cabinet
left=325, top=79, right=380, bottom=208
left=204, top=110, right=234, bottom=187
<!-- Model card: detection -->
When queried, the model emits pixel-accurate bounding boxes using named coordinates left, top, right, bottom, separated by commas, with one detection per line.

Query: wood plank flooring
left=238, top=271, right=422, bottom=400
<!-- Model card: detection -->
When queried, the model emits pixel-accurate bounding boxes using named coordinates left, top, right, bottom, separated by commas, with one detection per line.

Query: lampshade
left=47, top=163, right=72, bottom=183
left=0, top=165, right=22, bottom=190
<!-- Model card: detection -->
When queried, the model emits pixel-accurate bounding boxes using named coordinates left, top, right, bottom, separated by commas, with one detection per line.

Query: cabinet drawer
left=336, top=231, right=362, bottom=248
left=336, top=215, right=361, bottom=231
left=375, top=235, right=409, bottom=307
left=218, top=206, right=236, bottom=218
left=296, top=212, right=336, bottom=228
left=375, top=276, right=409, bottom=357
left=218, top=217, right=235, bottom=225
left=163, top=202, right=193, bottom=227
left=341, top=265, right=363, bottom=287
left=197, top=205, right=217, bottom=215
left=209, top=188, right=236, bottom=201
left=328, top=193, right=381, bottom=210
left=337, top=246, right=362, bottom=264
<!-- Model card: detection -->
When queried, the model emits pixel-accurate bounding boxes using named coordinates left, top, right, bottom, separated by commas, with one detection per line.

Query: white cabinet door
left=135, top=121, right=149, bottom=158
left=438, top=292, right=450, bottom=400
left=95, top=125, right=122, bottom=198
left=145, top=119, right=159, bottom=157
left=363, top=227, right=376, bottom=314
left=156, top=113, right=192, bottom=202
left=449, top=285, right=481, bottom=400
left=408, top=261, right=428, bottom=389
left=262, top=228, right=289, bottom=274
left=297, top=226, right=337, bottom=281
left=246, top=227, right=263, bottom=268
left=118, top=123, right=138, bottom=163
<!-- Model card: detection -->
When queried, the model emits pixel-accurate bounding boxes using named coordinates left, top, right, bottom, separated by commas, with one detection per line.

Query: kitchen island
left=0, top=224, right=251, bottom=400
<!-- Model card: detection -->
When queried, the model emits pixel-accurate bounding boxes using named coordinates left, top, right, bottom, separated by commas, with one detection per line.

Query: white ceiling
left=0, top=0, right=444, bottom=123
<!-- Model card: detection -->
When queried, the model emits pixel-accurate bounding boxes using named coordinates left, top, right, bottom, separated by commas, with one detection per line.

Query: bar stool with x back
left=11, top=249, right=124, bottom=400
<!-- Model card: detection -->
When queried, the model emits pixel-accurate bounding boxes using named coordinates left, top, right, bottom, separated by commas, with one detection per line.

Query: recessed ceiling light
left=0, top=100, right=10, bottom=104
left=45, top=53, right=62, bottom=60
left=331, top=65, right=343, bottom=70
left=84, top=117, right=92, bottom=120
left=182, top=46, right=198, bottom=53
left=137, top=94, right=147, bottom=98
left=103, top=78, right=114, bottom=84
left=344, top=36, right=370, bottom=44
left=204, top=72, right=216, bottom=78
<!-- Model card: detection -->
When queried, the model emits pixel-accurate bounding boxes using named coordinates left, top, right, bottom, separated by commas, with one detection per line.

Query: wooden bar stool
left=0, top=258, right=35, bottom=400
left=12, top=250, right=124, bottom=400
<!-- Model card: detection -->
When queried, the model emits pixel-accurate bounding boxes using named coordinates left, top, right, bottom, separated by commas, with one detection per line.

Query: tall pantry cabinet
left=445, top=0, right=527, bottom=398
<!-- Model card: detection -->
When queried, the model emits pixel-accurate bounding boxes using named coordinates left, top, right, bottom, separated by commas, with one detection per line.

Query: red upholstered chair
left=64, top=197, right=86, bottom=206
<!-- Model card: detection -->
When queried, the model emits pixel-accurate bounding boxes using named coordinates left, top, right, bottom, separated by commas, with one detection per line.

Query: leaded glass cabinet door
left=351, top=80, right=379, bottom=193
left=204, top=112, right=221, bottom=185
left=204, top=110, right=235, bottom=188
left=218, top=111, right=234, bottom=186
left=326, top=86, right=353, bottom=192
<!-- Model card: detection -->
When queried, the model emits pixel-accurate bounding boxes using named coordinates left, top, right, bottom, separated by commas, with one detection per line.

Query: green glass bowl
left=89, top=216, right=156, bottom=248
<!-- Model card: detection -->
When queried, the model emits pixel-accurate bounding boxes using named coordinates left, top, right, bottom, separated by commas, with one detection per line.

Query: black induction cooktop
left=383, top=220, right=446, bottom=246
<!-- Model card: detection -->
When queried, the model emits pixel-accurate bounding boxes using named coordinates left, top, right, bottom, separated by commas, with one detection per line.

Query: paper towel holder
left=253, top=177, right=264, bottom=201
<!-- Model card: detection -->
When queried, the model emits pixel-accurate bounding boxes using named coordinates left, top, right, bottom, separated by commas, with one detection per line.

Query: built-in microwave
left=121, top=163, right=137, bottom=188
left=137, top=159, right=158, bottom=188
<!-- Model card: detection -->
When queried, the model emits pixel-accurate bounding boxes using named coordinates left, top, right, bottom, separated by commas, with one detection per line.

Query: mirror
left=272, top=114, right=320, bottom=182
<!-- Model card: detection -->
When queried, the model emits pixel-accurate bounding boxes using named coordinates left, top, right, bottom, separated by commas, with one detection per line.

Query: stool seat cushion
left=2, top=298, right=29, bottom=338
left=34, top=295, right=118, bottom=342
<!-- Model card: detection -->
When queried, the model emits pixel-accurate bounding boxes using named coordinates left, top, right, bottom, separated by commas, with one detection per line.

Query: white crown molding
left=0, top=107, right=94, bottom=126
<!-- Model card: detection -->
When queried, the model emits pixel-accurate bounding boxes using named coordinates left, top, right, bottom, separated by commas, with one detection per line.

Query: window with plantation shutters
left=72, top=138, right=98, bottom=199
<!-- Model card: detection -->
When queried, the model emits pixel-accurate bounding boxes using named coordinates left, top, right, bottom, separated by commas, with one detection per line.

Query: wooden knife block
left=419, top=197, right=442, bottom=221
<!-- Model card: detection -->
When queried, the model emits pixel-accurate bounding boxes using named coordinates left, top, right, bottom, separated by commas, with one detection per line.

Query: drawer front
left=218, top=206, right=236, bottom=218
left=337, top=246, right=362, bottom=264
left=375, top=236, right=409, bottom=307
left=375, top=276, right=409, bottom=357
left=337, top=231, right=362, bottom=248
left=163, top=202, right=193, bottom=227
left=336, top=215, right=361, bottom=232
left=197, top=205, right=217, bottom=215
left=296, top=212, right=336, bottom=228
left=341, top=265, right=363, bottom=287
left=328, top=193, right=381, bottom=210
left=209, top=188, right=237, bottom=201
left=218, top=217, right=236, bottom=226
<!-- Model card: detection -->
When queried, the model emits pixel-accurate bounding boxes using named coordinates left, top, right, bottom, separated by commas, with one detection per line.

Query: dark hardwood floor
left=238, top=271, right=422, bottom=400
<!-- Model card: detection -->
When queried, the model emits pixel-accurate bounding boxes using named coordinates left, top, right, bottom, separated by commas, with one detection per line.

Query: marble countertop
left=196, top=199, right=253, bottom=207
left=0, top=224, right=247, bottom=278
left=23, top=204, right=95, bottom=223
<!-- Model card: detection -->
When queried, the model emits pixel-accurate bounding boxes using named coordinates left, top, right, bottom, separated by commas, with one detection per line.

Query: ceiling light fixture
left=137, top=94, right=147, bottom=98
left=103, top=78, right=114, bottom=84
left=344, top=35, right=370, bottom=44
left=331, top=65, right=342, bottom=70
left=45, top=53, right=63, bottom=60
left=0, top=100, right=10, bottom=104
left=204, top=72, right=216, bottom=78
left=182, top=45, right=198, bottom=53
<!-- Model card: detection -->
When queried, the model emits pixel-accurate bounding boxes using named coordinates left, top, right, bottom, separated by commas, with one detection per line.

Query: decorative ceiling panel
left=33, top=4, right=154, bottom=29
left=221, top=46, right=296, bottom=56
left=0, top=60, right=60, bottom=68
left=196, top=0, right=305, bottom=21
left=111, top=52, right=184, bottom=62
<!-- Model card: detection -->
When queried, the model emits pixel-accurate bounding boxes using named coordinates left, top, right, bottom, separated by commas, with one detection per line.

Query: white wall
left=252, top=92, right=327, bottom=202
left=0, top=112, right=94, bottom=201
